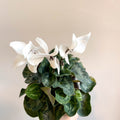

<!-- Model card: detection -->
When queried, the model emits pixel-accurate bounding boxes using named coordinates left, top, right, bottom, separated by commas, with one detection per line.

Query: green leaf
left=64, top=54, right=80, bottom=69
left=70, top=62, right=89, bottom=83
left=37, top=58, right=50, bottom=74
left=24, top=92, right=53, bottom=119
left=64, top=96, right=80, bottom=117
left=49, top=48, right=55, bottom=54
left=24, top=96, right=42, bottom=117
left=41, top=87, right=55, bottom=106
left=42, top=72, right=56, bottom=87
left=57, top=69, right=73, bottom=77
left=75, top=89, right=82, bottom=101
left=19, top=88, right=26, bottom=97
left=38, top=93, right=53, bottom=120
left=39, top=92, right=53, bottom=113
left=70, top=62, right=96, bottom=93
left=25, top=83, right=43, bottom=100
left=39, top=110, right=55, bottom=120
left=22, top=65, right=41, bottom=84
left=55, top=104, right=65, bottom=120
left=55, top=89, right=71, bottom=105
left=22, top=65, right=33, bottom=78
left=90, top=76, right=96, bottom=83
left=80, top=76, right=96, bottom=93
left=52, top=76, right=75, bottom=96
left=68, top=54, right=80, bottom=64
left=25, top=73, right=41, bottom=84
left=77, top=91, right=91, bottom=116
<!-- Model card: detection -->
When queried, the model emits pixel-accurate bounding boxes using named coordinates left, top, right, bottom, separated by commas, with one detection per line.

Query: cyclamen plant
left=10, top=33, right=96, bottom=120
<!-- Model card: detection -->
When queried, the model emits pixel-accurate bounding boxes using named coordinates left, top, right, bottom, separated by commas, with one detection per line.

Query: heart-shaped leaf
left=52, top=76, right=75, bottom=96
left=24, top=96, right=42, bottom=117
left=25, top=83, right=43, bottom=100
left=41, top=72, right=56, bottom=87
left=55, top=89, right=71, bottom=105
left=22, top=65, right=33, bottom=78
left=37, top=58, right=50, bottom=74
left=64, top=96, right=80, bottom=117
left=70, top=62, right=96, bottom=93
left=77, top=91, right=91, bottom=116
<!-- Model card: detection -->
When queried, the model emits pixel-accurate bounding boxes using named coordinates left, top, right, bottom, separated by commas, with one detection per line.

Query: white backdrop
left=0, top=0, right=120, bottom=120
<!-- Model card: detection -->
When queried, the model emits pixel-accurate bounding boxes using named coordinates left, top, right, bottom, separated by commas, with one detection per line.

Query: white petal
left=28, top=64, right=37, bottom=73
left=59, top=45, right=68, bottom=58
left=70, top=33, right=78, bottom=50
left=65, top=55, right=70, bottom=64
left=14, top=55, right=26, bottom=67
left=49, top=57, right=60, bottom=74
left=36, top=37, right=48, bottom=54
left=10, top=41, right=26, bottom=55
left=73, top=32, right=91, bottom=54
left=22, top=41, right=36, bottom=58
left=27, top=52, right=45, bottom=66
left=49, top=45, right=58, bottom=56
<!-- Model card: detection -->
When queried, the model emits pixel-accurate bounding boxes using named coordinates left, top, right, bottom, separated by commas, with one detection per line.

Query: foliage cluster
left=20, top=51, right=96, bottom=120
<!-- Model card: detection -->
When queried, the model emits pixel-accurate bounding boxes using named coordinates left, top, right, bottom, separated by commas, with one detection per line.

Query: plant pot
left=60, top=113, right=78, bottom=120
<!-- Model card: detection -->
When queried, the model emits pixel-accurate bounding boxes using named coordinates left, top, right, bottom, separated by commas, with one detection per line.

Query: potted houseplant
left=10, top=32, right=96, bottom=120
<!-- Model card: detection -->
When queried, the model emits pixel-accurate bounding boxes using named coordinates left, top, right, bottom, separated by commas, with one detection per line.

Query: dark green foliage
left=22, top=65, right=33, bottom=78
left=38, top=110, right=55, bottom=120
left=68, top=54, right=80, bottom=64
left=64, top=96, right=80, bottom=117
left=75, top=89, right=82, bottom=101
left=57, top=69, right=73, bottom=77
left=37, top=58, right=57, bottom=87
left=77, top=91, right=91, bottom=116
left=25, top=83, right=43, bottom=100
left=49, top=48, right=55, bottom=54
left=24, top=91, right=53, bottom=119
left=70, top=62, right=88, bottom=83
left=37, top=58, right=50, bottom=74
left=63, top=54, right=80, bottom=69
left=41, top=87, right=55, bottom=106
left=21, top=52, right=96, bottom=120
left=19, top=88, right=26, bottom=97
left=38, top=93, right=53, bottom=120
left=52, top=76, right=75, bottom=96
left=23, top=65, right=41, bottom=84
left=25, top=74, right=41, bottom=84
left=24, top=96, right=42, bottom=117
left=55, top=89, right=71, bottom=105
left=41, top=72, right=57, bottom=87
left=39, top=93, right=53, bottom=113
left=55, top=104, right=65, bottom=120
left=70, top=61, right=96, bottom=93
left=80, top=80, right=96, bottom=93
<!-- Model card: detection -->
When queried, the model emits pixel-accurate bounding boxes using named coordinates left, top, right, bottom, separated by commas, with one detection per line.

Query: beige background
left=0, top=0, right=120, bottom=120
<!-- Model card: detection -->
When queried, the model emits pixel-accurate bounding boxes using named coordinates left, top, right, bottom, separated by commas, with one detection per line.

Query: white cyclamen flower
left=59, top=32, right=91, bottom=64
left=10, top=41, right=46, bottom=73
left=10, top=39, right=59, bottom=74
left=35, top=37, right=60, bottom=74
